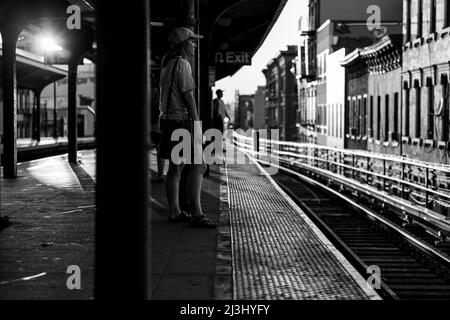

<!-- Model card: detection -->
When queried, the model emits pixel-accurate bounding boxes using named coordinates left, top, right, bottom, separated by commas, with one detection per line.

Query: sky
left=214, top=0, right=307, bottom=105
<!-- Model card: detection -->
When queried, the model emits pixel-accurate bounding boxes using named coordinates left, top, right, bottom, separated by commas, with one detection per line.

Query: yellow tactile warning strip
left=226, top=150, right=381, bottom=300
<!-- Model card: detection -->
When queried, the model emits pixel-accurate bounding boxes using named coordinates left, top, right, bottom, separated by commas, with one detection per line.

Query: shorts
left=159, top=118, right=193, bottom=161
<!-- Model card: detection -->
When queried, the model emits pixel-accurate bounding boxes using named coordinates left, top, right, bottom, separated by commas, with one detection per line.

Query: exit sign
left=214, top=51, right=251, bottom=65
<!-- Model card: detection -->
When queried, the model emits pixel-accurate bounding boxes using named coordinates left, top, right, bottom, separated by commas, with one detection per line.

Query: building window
left=350, top=100, right=354, bottom=136
left=442, top=76, right=449, bottom=141
left=405, top=0, right=412, bottom=42
left=427, top=82, right=435, bottom=139
left=352, top=99, right=357, bottom=135
left=404, top=87, right=410, bottom=136
left=446, top=0, right=450, bottom=27
left=349, top=99, right=352, bottom=134
left=369, top=96, right=374, bottom=137
left=346, top=99, right=351, bottom=135
left=418, top=0, right=423, bottom=37
left=362, top=96, right=367, bottom=137
left=356, top=98, right=361, bottom=136
left=334, top=104, right=338, bottom=137
left=431, top=0, right=437, bottom=33
left=415, top=85, right=422, bottom=138
left=394, top=92, right=399, bottom=140
left=377, top=96, right=381, bottom=140
left=385, top=95, right=390, bottom=141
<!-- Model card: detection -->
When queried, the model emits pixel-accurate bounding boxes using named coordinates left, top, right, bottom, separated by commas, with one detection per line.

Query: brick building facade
left=341, top=48, right=370, bottom=150
left=296, top=0, right=403, bottom=147
left=262, top=46, right=298, bottom=141
left=401, top=0, right=450, bottom=163
left=234, top=91, right=254, bottom=131
left=253, top=86, right=266, bottom=130
left=342, top=36, right=403, bottom=153
left=367, top=37, right=403, bottom=156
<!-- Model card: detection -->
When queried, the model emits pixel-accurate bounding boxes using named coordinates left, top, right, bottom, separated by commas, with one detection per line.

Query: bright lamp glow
left=40, top=37, right=63, bottom=51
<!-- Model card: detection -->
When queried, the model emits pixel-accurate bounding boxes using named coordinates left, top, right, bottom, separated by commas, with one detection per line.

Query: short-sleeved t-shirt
left=159, top=57, right=195, bottom=121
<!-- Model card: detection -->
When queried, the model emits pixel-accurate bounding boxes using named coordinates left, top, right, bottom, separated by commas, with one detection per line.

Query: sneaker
left=189, top=215, right=217, bottom=228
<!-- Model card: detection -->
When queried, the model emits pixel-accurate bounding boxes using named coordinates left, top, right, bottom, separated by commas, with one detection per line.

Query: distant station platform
left=1, top=137, right=96, bottom=164
left=1, top=145, right=380, bottom=299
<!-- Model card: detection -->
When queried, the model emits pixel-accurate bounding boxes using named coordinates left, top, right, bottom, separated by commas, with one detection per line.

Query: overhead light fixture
left=40, top=36, right=63, bottom=51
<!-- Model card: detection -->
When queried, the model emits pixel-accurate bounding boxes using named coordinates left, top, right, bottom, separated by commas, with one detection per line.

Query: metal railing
left=233, top=131, right=450, bottom=228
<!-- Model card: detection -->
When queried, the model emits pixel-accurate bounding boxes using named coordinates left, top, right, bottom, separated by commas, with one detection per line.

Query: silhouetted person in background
left=212, top=89, right=230, bottom=155
left=212, top=89, right=229, bottom=134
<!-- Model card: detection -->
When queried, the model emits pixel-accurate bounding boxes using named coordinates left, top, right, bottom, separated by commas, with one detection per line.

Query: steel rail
left=256, top=136, right=450, bottom=172
left=233, top=133, right=450, bottom=222
left=264, top=153, right=450, bottom=231
left=237, top=146, right=450, bottom=265
left=271, top=149, right=450, bottom=201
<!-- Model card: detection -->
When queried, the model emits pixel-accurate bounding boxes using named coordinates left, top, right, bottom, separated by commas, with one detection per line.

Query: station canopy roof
left=0, top=47, right=67, bottom=92
left=151, top=0, right=287, bottom=80
left=1, top=0, right=287, bottom=82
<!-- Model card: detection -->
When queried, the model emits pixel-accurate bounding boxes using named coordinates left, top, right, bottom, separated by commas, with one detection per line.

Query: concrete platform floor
left=0, top=150, right=96, bottom=299
left=0, top=149, right=222, bottom=300
left=149, top=156, right=222, bottom=300
left=1, top=145, right=379, bottom=300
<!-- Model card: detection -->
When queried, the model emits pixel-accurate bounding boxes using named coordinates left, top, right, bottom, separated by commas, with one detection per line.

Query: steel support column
left=179, top=0, right=198, bottom=210
left=199, top=1, right=212, bottom=130
left=53, top=82, right=58, bottom=139
left=95, top=0, right=151, bottom=299
left=34, top=91, right=41, bottom=142
left=31, top=103, right=37, bottom=140
left=199, top=0, right=213, bottom=176
left=68, top=61, right=78, bottom=163
left=0, top=24, right=21, bottom=178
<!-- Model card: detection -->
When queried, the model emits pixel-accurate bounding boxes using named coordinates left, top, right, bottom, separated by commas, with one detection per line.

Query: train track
left=271, top=167, right=450, bottom=300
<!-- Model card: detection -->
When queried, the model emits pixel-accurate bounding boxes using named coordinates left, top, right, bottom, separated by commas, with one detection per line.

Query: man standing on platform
left=212, top=89, right=230, bottom=158
left=212, top=89, right=229, bottom=135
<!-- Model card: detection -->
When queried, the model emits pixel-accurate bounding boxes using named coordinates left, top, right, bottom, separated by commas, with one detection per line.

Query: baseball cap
left=168, top=27, right=203, bottom=46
